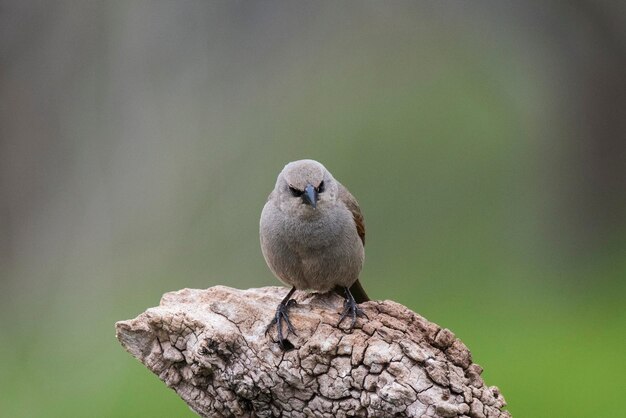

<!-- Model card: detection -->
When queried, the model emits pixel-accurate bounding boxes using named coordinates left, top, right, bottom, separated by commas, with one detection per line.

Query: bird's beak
left=303, top=184, right=318, bottom=209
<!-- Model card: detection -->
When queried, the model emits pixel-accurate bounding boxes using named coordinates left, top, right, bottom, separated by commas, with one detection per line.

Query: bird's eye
left=289, top=186, right=303, bottom=197
left=317, top=181, right=325, bottom=193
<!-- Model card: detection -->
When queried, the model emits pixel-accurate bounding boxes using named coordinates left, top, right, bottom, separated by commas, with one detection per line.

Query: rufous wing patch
left=338, top=183, right=365, bottom=246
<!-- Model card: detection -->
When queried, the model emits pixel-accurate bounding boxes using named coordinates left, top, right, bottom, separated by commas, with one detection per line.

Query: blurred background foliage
left=1, top=1, right=625, bottom=417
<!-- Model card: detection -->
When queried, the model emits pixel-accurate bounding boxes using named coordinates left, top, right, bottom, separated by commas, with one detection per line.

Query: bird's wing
left=336, top=182, right=369, bottom=302
left=337, top=182, right=365, bottom=246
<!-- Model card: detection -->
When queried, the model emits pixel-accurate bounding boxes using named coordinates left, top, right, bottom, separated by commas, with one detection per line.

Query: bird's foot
left=337, top=287, right=366, bottom=330
left=265, top=287, right=298, bottom=350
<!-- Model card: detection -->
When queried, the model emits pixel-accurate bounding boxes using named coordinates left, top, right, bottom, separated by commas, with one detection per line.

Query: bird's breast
left=281, top=208, right=348, bottom=250
left=260, top=201, right=364, bottom=291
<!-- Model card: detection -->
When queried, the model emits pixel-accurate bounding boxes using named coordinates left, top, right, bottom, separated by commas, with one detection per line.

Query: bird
left=260, top=159, right=369, bottom=349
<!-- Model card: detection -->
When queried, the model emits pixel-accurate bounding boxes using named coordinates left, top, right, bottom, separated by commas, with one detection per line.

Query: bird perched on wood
left=260, top=159, right=369, bottom=349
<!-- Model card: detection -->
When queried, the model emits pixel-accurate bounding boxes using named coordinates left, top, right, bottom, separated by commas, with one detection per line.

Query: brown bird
left=260, top=159, right=369, bottom=349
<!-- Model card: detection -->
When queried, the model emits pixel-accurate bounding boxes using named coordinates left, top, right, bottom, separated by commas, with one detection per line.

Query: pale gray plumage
left=260, top=159, right=365, bottom=294
left=261, top=159, right=368, bottom=349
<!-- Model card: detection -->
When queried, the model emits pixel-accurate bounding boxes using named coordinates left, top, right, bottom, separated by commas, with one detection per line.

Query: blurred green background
left=1, top=1, right=625, bottom=417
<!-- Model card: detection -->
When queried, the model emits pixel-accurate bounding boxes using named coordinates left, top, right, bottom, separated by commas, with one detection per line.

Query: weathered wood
left=116, top=286, right=510, bottom=418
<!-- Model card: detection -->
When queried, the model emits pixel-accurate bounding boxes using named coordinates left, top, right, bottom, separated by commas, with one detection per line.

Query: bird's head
left=275, top=159, right=338, bottom=211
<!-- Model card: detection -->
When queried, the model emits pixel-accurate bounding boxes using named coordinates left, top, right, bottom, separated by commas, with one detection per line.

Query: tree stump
left=115, top=286, right=510, bottom=418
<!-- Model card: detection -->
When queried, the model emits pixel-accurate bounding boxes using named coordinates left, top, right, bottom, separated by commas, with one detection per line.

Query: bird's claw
left=267, top=299, right=297, bottom=350
left=337, top=296, right=366, bottom=330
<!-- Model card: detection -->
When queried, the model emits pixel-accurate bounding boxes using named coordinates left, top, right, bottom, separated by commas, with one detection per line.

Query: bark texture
left=115, top=286, right=510, bottom=418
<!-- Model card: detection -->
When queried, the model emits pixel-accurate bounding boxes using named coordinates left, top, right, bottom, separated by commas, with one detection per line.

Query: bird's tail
left=334, top=279, right=369, bottom=303
left=350, top=279, right=370, bottom=303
